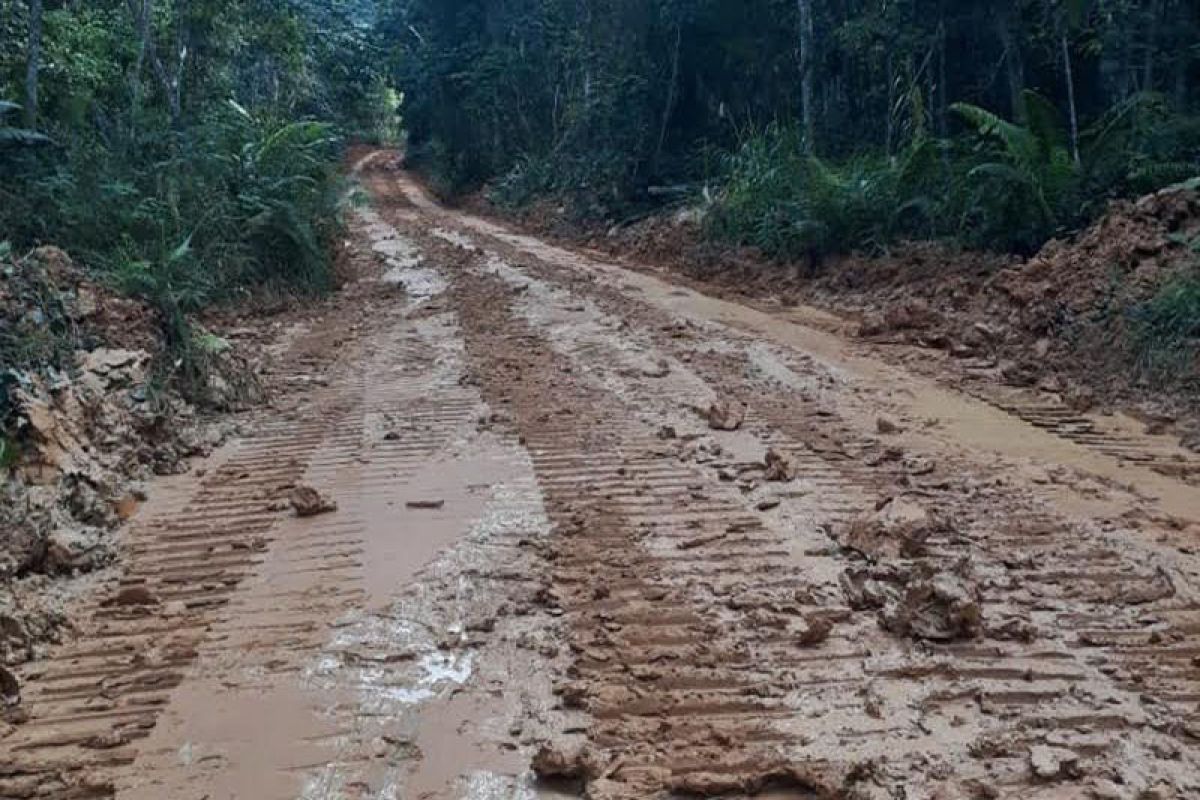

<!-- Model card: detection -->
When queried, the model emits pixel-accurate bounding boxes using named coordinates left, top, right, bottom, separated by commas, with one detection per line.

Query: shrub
left=1129, top=267, right=1200, bottom=387
left=707, top=124, right=947, bottom=260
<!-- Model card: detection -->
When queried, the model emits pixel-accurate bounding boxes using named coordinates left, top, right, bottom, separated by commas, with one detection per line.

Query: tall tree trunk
left=884, top=52, right=895, bottom=156
left=655, top=24, right=683, bottom=167
left=1143, top=0, right=1161, bottom=92
left=1062, top=32, right=1081, bottom=166
left=994, top=6, right=1025, bottom=122
left=936, top=16, right=948, bottom=138
left=24, top=0, right=43, bottom=127
left=125, top=0, right=181, bottom=130
left=797, top=0, right=816, bottom=153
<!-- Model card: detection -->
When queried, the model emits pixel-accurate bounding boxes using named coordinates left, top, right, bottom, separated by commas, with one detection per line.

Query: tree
left=23, top=0, right=41, bottom=126
left=797, top=0, right=815, bottom=152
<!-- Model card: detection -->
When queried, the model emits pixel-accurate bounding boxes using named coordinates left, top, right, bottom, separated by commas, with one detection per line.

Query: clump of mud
left=842, top=557, right=983, bottom=642
left=1, top=247, right=247, bottom=665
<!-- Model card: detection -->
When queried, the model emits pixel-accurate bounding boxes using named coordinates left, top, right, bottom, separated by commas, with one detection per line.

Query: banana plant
left=953, top=90, right=1078, bottom=232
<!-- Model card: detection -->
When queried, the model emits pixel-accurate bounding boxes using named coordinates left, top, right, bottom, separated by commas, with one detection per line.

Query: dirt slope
left=3, top=153, right=1199, bottom=799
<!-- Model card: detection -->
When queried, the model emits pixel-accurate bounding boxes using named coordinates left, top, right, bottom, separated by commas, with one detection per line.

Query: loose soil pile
left=0, top=247, right=246, bottom=667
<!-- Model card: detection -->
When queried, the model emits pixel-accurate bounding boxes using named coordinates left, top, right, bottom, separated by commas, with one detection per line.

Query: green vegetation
left=386, top=0, right=1199, bottom=254
left=1, top=0, right=392, bottom=404
left=1131, top=225, right=1200, bottom=387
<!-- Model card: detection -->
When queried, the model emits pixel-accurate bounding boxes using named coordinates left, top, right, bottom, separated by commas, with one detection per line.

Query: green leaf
left=168, top=235, right=194, bottom=265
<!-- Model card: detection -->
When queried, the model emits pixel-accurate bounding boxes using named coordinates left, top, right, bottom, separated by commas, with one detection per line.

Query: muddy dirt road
left=4, top=152, right=1200, bottom=799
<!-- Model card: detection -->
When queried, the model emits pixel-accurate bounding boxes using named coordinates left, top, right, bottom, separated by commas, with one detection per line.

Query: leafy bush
left=953, top=91, right=1200, bottom=253
left=1, top=101, right=342, bottom=402
left=707, top=125, right=947, bottom=260
left=707, top=94, right=1200, bottom=263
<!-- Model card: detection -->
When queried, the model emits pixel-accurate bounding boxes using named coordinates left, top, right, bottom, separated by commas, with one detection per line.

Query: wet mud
left=3, top=152, right=1199, bottom=799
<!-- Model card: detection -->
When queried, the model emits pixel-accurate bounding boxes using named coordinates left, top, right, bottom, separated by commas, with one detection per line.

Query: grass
left=1129, top=269, right=1200, bottom=386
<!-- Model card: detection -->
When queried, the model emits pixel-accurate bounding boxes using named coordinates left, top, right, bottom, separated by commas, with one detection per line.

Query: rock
left=1029, top=745, right=1080, bottom=781
left=74, top=286, right=99, bottom=319
left=842, top=497, right=937, bottom=560
left=290, top=486, right=337, bottom=517
left=657, top=425, right=677, bottom=440
left=876, top=417, right=899, bottom=434
left=763, top=448, right=798, bottom=482
left=707, top=398, right=746, bottom=431
left=406, top=499, right=445, bottom=510
left=79, top=348, right=149, bottom=392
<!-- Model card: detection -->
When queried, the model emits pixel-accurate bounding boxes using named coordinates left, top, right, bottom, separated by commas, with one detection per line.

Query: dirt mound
left=837, top=182, right=1200, bottom=422
left=0, top=247, right=238, bottom=666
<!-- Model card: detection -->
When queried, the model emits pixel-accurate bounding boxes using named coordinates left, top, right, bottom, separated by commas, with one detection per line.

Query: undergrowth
left=1, top=102, right=343, bottom=403
left=708, top=92, right=1200, bottom=260
left=1130, top=266, right=1200, bottom=388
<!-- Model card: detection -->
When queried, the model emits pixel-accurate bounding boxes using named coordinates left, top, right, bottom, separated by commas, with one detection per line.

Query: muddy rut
left=3, top=152, right=1200, bottom=799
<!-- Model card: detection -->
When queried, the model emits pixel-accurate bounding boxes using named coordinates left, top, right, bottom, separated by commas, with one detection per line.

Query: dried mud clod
left=840, top=497, right=941, bottom=560
left=763, top=448, right=798, bottom=482
left=706, top=397, right=746, bottom=431
left=1029, top=745, right=1083, bottom=782
left=531, top=739, right=602, bottom=780
left=843, top=560, right=983, bottom=642
left=290, top=486, right=338, bottom=517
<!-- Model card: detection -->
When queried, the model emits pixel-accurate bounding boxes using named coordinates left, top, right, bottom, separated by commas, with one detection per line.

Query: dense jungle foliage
left=385, top=0, right=1200, bottom=258
left=0, top=0, right=394, bottom=415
